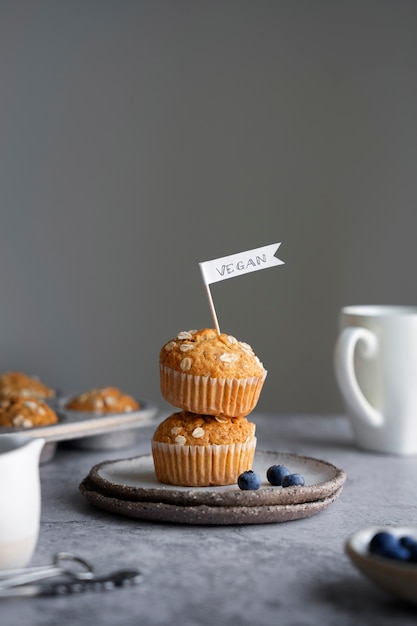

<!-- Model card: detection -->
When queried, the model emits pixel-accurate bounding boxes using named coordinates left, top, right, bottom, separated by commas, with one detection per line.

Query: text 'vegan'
left=215, top=254, right=267, bottom=277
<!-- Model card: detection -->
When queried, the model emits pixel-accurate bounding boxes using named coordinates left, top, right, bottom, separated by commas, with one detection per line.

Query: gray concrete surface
left=2, top=412, right=417, bottom=625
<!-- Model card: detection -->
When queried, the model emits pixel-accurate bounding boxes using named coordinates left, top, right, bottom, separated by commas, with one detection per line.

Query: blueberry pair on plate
left=266, top=464, right=305, bottom=487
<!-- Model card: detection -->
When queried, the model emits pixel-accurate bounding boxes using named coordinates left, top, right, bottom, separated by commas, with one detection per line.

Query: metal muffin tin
left=0, top=394, right=159, bottom=463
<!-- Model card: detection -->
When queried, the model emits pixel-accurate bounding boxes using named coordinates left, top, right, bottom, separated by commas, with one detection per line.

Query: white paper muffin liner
left=151, top=437, right=257, bottom=486
left=160, top=365, right=267, bottom=417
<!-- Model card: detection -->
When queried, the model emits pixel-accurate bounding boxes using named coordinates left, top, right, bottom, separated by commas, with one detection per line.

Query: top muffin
left=160, top=328, right=265, bottom=378
left=159, top=328, right=266, bottom=416
left=0, top=371, right=55, bottom=400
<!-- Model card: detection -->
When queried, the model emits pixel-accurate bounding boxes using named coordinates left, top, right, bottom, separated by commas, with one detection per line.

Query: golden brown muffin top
left=65, top=386, right=139, bottom=414
left=160, top=328, right=266, bottom=379
left=152, top=411, right=256, bottom=446
left=0, top=395, right=58, bottom=428
left=0, top=371, right=55, bottom=399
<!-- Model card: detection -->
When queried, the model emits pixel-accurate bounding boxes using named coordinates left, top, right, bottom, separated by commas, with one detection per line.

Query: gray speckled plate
left=79, top=477, right=344, bottom=525
left=82, top=451, right=346, bottom=508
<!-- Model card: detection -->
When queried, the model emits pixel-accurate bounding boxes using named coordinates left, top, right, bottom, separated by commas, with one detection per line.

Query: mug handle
left=334, top=326, right=384, bottom=428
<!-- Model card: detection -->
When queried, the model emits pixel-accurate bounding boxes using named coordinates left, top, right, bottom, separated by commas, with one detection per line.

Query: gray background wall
left=0, top=0, right=416, bottom=416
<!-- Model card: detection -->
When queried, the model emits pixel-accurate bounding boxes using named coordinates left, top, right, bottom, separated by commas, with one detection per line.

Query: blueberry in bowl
left=346, top=526, right=417, bottom=604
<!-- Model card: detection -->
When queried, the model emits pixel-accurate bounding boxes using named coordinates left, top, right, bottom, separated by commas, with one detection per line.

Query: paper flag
left=199, top=243, right=284, bottom=285
left=199, top=243, right=285, bottom=334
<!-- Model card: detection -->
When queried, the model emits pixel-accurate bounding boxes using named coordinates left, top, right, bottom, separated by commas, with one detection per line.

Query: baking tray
left=0, top=397, right=159, bottom=462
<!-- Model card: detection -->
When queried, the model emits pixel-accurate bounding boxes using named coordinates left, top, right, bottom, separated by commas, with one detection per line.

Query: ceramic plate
left=80, top=476, right=343, bottom=525
left=86, top=451, right=346, bottom=507
left=346, top=526, right=417, bottom=604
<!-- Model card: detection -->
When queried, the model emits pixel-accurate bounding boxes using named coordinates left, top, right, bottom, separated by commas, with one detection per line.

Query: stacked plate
left=80, top=450, right=346, bottom=525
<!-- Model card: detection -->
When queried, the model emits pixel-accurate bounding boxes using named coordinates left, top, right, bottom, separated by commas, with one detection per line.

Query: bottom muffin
left=151, top=411, right=256, bottom=487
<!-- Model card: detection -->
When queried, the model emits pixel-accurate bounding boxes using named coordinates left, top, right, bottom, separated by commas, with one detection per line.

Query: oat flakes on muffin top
left=65, top=386, right=139, bottom=413
left=152, top=411, right=256, bottom=446
left=160, top=328, right=265, bottom=378
left=0, top=371, right=55, bottom=399
left=0, top=395, right=58, bottom=428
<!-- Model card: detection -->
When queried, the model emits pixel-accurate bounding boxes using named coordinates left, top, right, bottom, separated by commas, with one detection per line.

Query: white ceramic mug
left=334, top=305, right=417, bottom=455
left=0, top=435, right=45, bottom=569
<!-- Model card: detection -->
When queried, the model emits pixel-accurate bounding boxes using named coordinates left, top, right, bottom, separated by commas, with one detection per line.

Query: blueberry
left=238, top=470, right=262, bottom=490
left=281, top=473, right=305, bottom=488
left=266, top=464, right=291, bottom=486
left=399, top=535, right=417, bottom=550
left=369, top=531, right=398, bottom=555
left=399, top=535, right=417, bottom=562
left=369, top=531, right=409, bottom=561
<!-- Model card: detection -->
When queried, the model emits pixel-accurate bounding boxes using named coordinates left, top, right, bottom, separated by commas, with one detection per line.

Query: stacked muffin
left=152, top=328, right=267, bottom=486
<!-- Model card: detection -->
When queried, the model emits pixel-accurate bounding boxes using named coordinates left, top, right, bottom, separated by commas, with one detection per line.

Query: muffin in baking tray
left=65, top=386, right=139, bottom=414
left=159, top=328, right=267, bottom=417
left=0, top=395, right=58, bottom=428
left=0, top=371, right=55, bottom=400
left=151, top=411, right=257, bottom=486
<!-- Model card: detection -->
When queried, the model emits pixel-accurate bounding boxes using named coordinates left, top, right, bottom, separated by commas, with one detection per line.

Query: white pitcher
left=0, top=435, right=45, bottom=569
